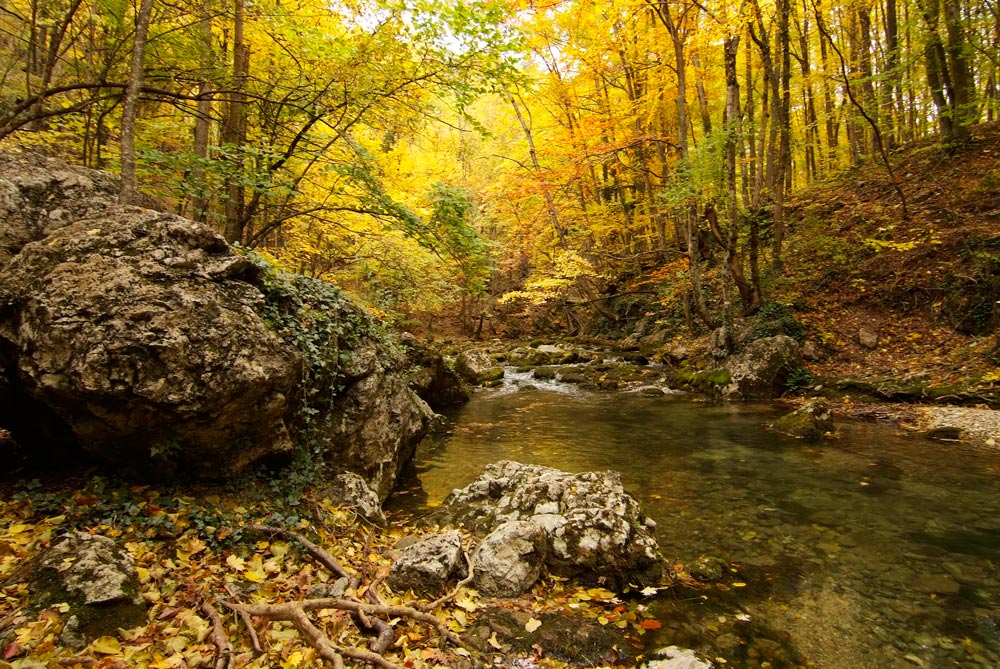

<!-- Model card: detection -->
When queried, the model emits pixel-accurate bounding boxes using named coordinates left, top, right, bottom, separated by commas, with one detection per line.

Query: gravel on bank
left=911, top=405, right=1000, bottom=446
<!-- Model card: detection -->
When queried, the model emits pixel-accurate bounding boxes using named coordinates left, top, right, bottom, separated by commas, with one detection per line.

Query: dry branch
left=421, top=550, right=475, bottom=612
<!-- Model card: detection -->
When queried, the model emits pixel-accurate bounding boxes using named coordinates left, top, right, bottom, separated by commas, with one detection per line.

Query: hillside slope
left=774, top=124, right=1000, bottom=396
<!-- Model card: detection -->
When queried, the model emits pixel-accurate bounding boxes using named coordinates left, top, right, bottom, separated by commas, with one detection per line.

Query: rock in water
left=400, top=333, right=469, bottom=409
left=771, top=401, right=835, bottom=440
left=720, top=335, right=802, bottom=400
left=435, top=460, right=662, bottom=586
left=454, top=348, right=504, bottom=385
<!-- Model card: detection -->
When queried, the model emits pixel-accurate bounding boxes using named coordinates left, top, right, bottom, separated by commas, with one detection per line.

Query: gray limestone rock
left=387, top=531, right=465, bottom=596
left=0, top=152, right=430, bottom=494
left=436, top=461, right=662, bottom=587
left=471, top=521, right=548, bottom=597
left=0, top=207, right=300, bottom=476
left=454, top=348, right=504, bottom=385
left=7, top=532, right=146, bottom=641
left=720, top=335, right=803, bottom=400
left=318, top=472, right=386, bottom=524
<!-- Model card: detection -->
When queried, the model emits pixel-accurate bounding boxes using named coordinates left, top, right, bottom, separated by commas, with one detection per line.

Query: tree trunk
left=508, top=92, right=566, bottom=246
left=184, top=13, right=215, bottom=222
left=119, top=0, right=155, bottom=205
left=772, top=0, right=792, bottom=272
left=222, top=0, right=249, bottom=243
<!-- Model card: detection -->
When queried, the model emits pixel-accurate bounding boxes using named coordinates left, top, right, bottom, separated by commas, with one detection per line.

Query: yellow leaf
left=525, top=617, right=541, bottom=633
left=91, top=636, right=122, bottom=655
left=270, top=542, right=290, bottom=558
left=186, top=537, right=207, bottom=555
left=243, top=570, right=264, bottom=583
left=280, top=650, right=303, bottom=669
left=182, top=613, right=211, bottom=643
left=226, top=555, right=246, bottom=572
left=732, top=582, right=747, bottom=588
left=487, top=632, right=503, bottom=650
left=163, top=635, right=189, bottom=655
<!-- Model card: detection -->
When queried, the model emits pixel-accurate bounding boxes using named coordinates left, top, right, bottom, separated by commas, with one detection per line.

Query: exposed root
left=248, top=523, right=351, bottom=580
left=200, top=599, right=234, bottom=669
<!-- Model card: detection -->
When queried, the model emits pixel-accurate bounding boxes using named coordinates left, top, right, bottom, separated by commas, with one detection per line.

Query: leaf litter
left=0, top=477, right=673, bottom=669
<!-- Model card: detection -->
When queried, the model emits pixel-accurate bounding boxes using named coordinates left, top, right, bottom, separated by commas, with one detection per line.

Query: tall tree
left=119, top=0, right=156, bottom=204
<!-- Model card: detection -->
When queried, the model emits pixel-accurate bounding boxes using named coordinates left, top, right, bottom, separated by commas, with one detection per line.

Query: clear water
left=389, top=370, right=1000, bottom=668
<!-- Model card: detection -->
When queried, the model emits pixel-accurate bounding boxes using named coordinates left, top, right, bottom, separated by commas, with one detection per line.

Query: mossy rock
left=688, top=555, right=728, bottom=582
left=6, top=532, right=146, bottom=644
left=771, top=401, right=835, bottom=440
left=558, top=370, right=589, bottom=384
left=532, top=366, right=558, bottom=380
left=672, top=367, right=732, bottom=395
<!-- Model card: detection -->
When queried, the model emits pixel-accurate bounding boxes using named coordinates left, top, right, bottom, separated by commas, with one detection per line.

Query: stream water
left=388, top=369, right=1000, bottom=668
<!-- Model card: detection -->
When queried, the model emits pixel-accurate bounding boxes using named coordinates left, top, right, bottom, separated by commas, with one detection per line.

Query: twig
left=248, top=523, right=397, bottom=661
left=200, top=600, right=234, bottom=669
left=222, top=598, right=466, bottom=650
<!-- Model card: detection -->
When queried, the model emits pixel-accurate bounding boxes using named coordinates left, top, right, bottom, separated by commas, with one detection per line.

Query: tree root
left=421, top=550, right=475, bottom=612
left=249, top=523, right=351, bottom=580
left=223, top=523, right=483, bottom=668
left=200, top=600, right=233, bottom=669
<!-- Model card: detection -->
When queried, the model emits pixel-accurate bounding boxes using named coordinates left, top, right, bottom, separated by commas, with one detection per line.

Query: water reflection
left=390, top=382, right=1000, bottom=668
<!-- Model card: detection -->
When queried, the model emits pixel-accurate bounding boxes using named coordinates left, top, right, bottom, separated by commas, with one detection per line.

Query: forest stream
left=389, top=368, right=1000, bottom=669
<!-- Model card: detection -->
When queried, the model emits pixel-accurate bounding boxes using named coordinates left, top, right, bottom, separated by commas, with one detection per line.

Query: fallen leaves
left=0, top=479, right=681, bottom=669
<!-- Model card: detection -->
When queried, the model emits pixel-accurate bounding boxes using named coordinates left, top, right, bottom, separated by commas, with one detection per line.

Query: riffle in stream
left=389, top=368, right=1000, bottom=668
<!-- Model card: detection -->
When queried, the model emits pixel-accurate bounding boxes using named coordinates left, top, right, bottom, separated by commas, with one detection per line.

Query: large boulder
left=0, top=152, right=159, bottom=266
left=719, top=335, right=802, bottom=400
left=435, top=461, right=662, bottom=587
left=4, top=532, right=146, bottom=644
left=454, top=348, right=504, bottom=385
left=0, top=152, right=430, bottom=495
left=316, top=321, right=433, bottom=499
left=0, top=207, right=300, bottom=476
